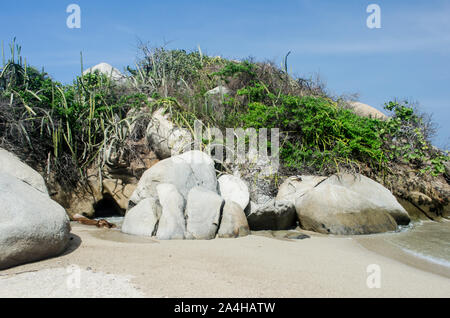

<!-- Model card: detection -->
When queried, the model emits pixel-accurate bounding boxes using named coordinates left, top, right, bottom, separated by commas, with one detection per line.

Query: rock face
left=276, top=176, right=327, bottom=205
left=50, top=170, right=103, bottom=218
left=218, top=201, right=250, bottom=238
left=102, top=179, right=137, bottom=212
left=156, top=184, right=186, bottom=240
left=121, top=198, right=161, bottom=237
left=276, top=173, right=410, bottom=235
left=146, top=108, right=192, bottom=159
left=347, top=101, right=388, bottom=120
left=185, top=187, right=224, bottom=240
left=218, top=174, right=250, bottom=210
left=323, top=174, right=410, bottom=225
left=83, top=62, right=126, bottom=83
left=0, top=148, right=48, bottom=194
left=124, top=152, right=232, bottom=240
left=0, top=172, right=71, bottom=269
left=129, top=151, right=217, bottom=207
left=247, top=200, right=297, bottom=231
left=295, top=183, right=398, bottom=235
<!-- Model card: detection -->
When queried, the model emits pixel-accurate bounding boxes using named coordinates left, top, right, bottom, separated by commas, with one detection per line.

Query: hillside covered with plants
left=0, top=40, right=448, bottom=218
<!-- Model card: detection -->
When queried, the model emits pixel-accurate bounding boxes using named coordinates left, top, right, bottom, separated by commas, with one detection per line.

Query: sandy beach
left=0, top=222, right=449, bottom=298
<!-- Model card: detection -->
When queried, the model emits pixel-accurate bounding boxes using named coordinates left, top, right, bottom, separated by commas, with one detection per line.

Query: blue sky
left=1, top=0, right=449, bottom=148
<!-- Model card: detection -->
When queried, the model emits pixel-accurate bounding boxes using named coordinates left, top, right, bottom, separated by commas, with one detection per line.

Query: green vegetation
left=0, top=39, right=447, bottom=188
left=0, top=40, right=150, bottom=186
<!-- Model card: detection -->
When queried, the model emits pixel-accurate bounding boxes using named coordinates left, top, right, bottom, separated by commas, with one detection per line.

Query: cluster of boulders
left=122, top=151, right=250, bottom=239
left=0, top=148, right=71, bottom=269
left=120, top=149, right=413, bottom=239
left=1, top=62, right=447, bottom=270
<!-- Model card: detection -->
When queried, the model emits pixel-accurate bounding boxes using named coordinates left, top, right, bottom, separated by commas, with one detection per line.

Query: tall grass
left=0, top=40, right=446, bottom=189
left=0, top=41, right=149, bottom=186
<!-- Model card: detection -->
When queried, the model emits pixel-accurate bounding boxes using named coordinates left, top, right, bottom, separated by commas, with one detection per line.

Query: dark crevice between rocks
left=93, top=194, right=124, bottom=218
left=127, top=200, right=136, bottom=210
left=152, top=200, right=162, bottom=237
left=213, top=200, right=226, bottom=237
left=314, top=175, right=331, bottom=189
left=406, top=198, right=437, bottom=221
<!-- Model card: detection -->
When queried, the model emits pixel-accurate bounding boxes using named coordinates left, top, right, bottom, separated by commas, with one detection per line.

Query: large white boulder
left=155, top=184, right=186, bottom=240
left=295, top=183, right=398, bottom=235
left=0, top=172, right=70, bottom=269
left=121, top=198, right=161, bottom=237
left=276, top=176, right=327, bottom=205
left=129, top=151, right=217, bottom=207
left=83, top=62, right=126, bottom=83
left=323, top=174, right=410, bottom=225
left=347, top=101, right=388, bottom=120
left=278, top=173, right=410, bottom=235
left=218, top=174, right=250, bottom=210
left=146, top=108, right=192, bottom=159
left=185, top=187, right=224, bottom=240
left=0, top=148, right=48, bottom=194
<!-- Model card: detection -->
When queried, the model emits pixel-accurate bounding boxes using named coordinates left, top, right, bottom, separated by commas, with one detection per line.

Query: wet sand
left=0, top=222, right=449, bottom=298
left=356, top=221, right=450, bottom=279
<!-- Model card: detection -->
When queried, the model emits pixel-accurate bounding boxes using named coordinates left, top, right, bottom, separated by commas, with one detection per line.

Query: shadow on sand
left=61, top=233, right=82, bottom=256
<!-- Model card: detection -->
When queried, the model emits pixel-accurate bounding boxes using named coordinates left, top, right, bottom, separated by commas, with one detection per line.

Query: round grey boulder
left=0, top=172, right=70, bottom=269
left=295, top=183, right=398, bottom=235
left=185, top=187, right=224, bottom=240
left=324, top=174, right=410, bottom=225
left=218, top=174, right=250, bottom=210
left=129, top=150, right=217, bottom=207
left=0, top=148, right=48, bottom=194
left=218, top=201, right=250, bottom=238
left=156, top=184, right=186, bottom=240
left=122, top=198, right=161, bottom=237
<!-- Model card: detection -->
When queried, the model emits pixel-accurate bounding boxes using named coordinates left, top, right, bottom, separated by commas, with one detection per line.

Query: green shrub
left=237, top=84, right=386, bottom=172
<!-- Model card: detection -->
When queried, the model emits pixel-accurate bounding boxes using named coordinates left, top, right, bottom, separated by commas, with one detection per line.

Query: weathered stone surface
left=0, top=172, right=71, bottom=270
left=0, top=148, right=48, bottom=194
left=83, top=62, right=126, bottom=83
left=146, top=108, right=192, bottom=159
left=185, top=187, right=224, bottom=240
left=323, top=174, right=410, bottom=225
left=247, top=200, right=297, bottom=231
left=50, top=170, right=103, bottom=218
left=347, top=101, right=388, bottom=120
left=156, top=184, right=186, bottom=240
left=121, top=198, right=161, bottom=237
left=295, top=183, right=398, bottom=235
left=102, top=179, right=137, bottom=211
left=217, top=201, right=250, bottom=238
left=276, top=176, right=327, bottom=205
left=129, top=151, right=217, bottom=207
left=218, top=174, right=250, bottom=210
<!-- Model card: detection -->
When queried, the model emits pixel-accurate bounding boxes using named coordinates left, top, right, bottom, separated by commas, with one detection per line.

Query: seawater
left=385, top=221, right=450, bottom=268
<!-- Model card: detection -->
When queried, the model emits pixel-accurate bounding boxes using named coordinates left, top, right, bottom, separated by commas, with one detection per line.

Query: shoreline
left=0, top=222, right=449, bottom=298
left=355, top=220, right=450, bottom=279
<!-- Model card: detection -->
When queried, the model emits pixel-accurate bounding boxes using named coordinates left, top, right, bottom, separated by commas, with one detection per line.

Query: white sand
left=0, top=268, right=144, bottom=298
left=0, top=223, right=449, bottom=298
